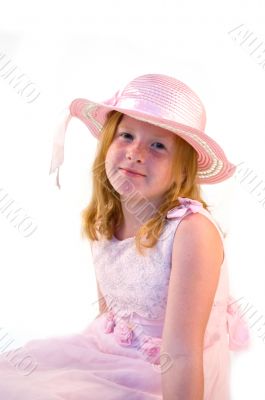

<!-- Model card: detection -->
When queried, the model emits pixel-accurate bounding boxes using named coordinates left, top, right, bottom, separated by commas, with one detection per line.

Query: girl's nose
left=126, top=143, right=146, bottom=162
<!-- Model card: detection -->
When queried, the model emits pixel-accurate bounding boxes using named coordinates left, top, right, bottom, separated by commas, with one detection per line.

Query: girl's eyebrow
left=117, top=125, right=134, bottom=131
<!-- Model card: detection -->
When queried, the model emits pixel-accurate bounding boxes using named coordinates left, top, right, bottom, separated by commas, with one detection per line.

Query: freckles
left=152, top=152, right=165, bottom=159
left=115, top=141, right=127, bottom=151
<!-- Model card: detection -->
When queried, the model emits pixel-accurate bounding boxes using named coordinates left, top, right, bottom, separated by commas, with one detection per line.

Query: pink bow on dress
left=226, top=296, right=251, bottom=351
left=166, top=197, right=203, bottom=219
left=103, top=299, right=251, bottom=361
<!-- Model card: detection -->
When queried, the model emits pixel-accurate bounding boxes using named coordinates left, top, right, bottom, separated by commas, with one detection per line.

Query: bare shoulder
left=174, top=212, right=223, bottom=252
left=172, top=211, right=224, bottom=289
left=161, top=212, right=224, bottom=357
left=175, top=211, right=224, bottom=264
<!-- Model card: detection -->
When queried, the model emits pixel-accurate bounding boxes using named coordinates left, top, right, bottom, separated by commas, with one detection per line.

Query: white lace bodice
left=89, top=197, right=229, bottom=322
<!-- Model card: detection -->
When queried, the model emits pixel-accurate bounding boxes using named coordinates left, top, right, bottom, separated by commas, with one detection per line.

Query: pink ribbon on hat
left=49, top=107, right=73, bottom=189
left=103, top=89, right=123, bottom=106
left=166, top=197, right=203, bottom=219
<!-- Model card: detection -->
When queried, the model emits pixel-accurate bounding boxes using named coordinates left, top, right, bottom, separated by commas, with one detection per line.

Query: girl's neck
left=114, top=224, right=138, bottom=241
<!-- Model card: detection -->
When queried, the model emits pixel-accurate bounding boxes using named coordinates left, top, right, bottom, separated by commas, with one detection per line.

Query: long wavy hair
left=80, top=110, right=215, bottom=255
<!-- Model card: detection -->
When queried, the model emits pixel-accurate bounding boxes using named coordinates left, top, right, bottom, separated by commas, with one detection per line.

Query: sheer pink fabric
left=0, top=197, right=251, bottom=399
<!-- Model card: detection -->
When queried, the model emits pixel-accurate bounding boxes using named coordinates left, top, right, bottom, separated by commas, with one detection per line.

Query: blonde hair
left=80, top=110, right=213, bottom=256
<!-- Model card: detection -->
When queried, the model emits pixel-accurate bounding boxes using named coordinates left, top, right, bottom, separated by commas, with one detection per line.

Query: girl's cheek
left=107, top=143, right=119, bottom=155
left=115, top=141, right=127, bottom=149
left=110, top=142, right=129, bottom=155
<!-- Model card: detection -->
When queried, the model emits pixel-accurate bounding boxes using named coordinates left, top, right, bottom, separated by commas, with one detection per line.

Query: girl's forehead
left=118, top=115, right=176, bottom=140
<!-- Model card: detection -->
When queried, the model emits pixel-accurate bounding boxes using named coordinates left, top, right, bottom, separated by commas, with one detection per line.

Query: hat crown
left=110, top=74, right=206, bottom=131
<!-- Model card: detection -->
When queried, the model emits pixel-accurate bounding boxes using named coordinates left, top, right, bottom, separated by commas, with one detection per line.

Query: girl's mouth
left=119, top=168, right=146, bottom=177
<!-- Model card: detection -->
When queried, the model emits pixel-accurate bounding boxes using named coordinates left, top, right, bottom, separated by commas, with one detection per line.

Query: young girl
left=0, top=74, right=250, bottom=399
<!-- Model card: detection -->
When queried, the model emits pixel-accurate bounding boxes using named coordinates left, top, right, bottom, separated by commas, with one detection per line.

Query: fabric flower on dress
left=166, top=197, right=203, bottom=219
left=139, top=336, right=162, bottom=365
left=104, top=311, right=162, bottom=358
left=104, top=310, right=115, bottom=334
left=226, top=296, right=251, bottom=351
left=104, top=311, right=134, bottom=346
left=113, top=320, right=134, bottom=346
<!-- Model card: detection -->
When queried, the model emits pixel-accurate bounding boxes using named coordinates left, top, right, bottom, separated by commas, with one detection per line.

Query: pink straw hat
left=49, top=73, right=236, bottom=189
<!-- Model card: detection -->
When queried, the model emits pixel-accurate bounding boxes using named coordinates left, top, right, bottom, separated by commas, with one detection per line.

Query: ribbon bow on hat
left=49, top=108, right=73, bottom=189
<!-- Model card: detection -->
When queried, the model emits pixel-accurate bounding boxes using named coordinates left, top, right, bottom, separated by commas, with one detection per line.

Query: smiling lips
left=119, top=168, right=146, bottom=177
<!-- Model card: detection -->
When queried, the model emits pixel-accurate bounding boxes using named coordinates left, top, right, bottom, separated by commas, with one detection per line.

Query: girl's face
left=105, top=115, right=178, bottom=206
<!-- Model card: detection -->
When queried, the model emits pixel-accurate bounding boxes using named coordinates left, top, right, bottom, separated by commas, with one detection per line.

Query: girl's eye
left=152, top=142, right=165, bottom=150
left=119, top=132, right=132, bottom=139
left=118, top=133, right=166, bottom=150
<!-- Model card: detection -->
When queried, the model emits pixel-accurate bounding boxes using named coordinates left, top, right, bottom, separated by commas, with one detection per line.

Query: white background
left=0, top=1, right=265, bottom=398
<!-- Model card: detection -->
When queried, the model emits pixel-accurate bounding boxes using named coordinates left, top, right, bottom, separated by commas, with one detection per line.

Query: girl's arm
left=161, top=213, right=224, bottom=400
left=95, top=280, right=108, bottom=318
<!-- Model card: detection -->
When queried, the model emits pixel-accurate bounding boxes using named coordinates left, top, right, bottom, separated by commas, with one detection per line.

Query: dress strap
left=166, top=196, right=225, bottom=244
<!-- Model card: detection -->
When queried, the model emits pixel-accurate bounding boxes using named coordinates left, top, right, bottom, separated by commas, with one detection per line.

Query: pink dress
left=0, top=197, right=250, bottom=400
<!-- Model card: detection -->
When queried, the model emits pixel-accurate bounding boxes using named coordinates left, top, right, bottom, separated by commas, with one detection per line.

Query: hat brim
left=70, top=98, right=236, bottom=184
